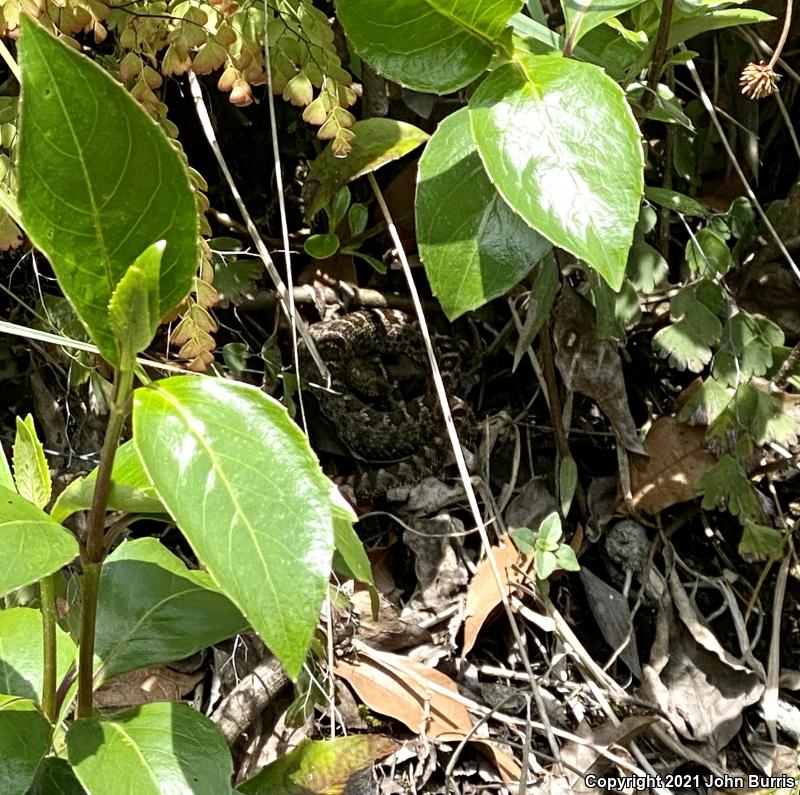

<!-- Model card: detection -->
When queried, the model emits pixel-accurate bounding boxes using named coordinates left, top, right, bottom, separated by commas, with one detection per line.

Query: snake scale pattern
left=304, top=309, right=473, bottom=497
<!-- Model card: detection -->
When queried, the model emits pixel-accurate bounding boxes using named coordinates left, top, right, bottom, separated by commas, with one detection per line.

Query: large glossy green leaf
left=562, top=0, right=648, bottom=45
left=0, top=695, right=52, bottom=795
left=67, top=702, right=234, bottom=795
left=94, top=538, right=248, bottom=682
left=17, top=18, right=198, bottom=364
left=132, top=376, right=334, bottom=679
left=0, top=486, right=79, bottom=597
left=336, top=0, right=523, bottom=94
left=417, top=107, right=551, bottom=319
left=469, top=54, right=643, bottom=290
left=305, top=118, right=428, bottom=218
left=51, top=441, right=163, bottom=524
left=0, top=608, right=76, bottom=703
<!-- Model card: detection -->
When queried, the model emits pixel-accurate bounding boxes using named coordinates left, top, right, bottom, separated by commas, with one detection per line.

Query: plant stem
left=768, top=0, right=793, bottom=69
left=39, top=573, right=57, bottom=723
left=76, top=367, right=134, bottom=718
left=640, top=0, right=675, bottom=116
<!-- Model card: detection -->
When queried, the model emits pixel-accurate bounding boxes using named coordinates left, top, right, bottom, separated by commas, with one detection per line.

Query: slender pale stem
left=76, top=367, right=134, bottom=718
left=768, top=0, right=793, bottom=69
left=39, top=573, right=57, bottom=722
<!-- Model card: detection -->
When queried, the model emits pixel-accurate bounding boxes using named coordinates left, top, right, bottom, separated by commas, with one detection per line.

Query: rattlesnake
left=302, top=308, right=474, bottom=497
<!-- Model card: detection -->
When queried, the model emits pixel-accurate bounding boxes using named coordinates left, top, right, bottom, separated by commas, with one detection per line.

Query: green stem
left=76, top=367, right=134, bottom=718
left=39, top=573, right=57, bottom=723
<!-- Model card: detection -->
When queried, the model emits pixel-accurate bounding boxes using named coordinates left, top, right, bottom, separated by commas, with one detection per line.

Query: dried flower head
left=739, top=61, right=780, bottom=100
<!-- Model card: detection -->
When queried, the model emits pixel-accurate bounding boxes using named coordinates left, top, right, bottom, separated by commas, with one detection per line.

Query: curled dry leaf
left=629, top=416, right=716, bottom=514
left=334, top=647, right=521, bottom=783
left=461, top=536, right=533, bottom=657
left=553, top=286, right=646, bottom=454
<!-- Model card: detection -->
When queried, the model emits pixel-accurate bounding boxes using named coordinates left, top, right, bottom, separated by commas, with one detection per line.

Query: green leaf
left=652, top=279, right=724, bottom=372
left=668, top=8, right=773, bottom=48
left=678, top=377, right=731, bottom=426
left=535, top=548, right=557, bottom=580
left=0, top=442, right=13, bottom=492
left=27, top=757, right=86, bottom=795
left=336, top=0, right=523, bottom=94
left=739, top=521, right=785, bottom=563
left=0, top=607, right=76, bottom=702
left=107, top=240, right=164, bottom=368
left=707, top=382, right=799, bottom=451
left=67, top=702, right=234, bottom=795
left=0, top=695, right=52, bottom=795
left=555, top=544, right=580, bottom=571
left=712, top=313, right=784, bottom=387
left=697, top=455, right=762, bottom=519
left=645, top=186, right=710, bottom=218
left=132, top=376, right=335, bottom=679
left=327, top=186, right=351, bottom=230
left=416, top=107, right=551, bottom=319
left=50, top=441, right=163, bottom=524
left=538, top=512, right=562, bottom=545
left=94, top=538, right=248, bottom=682
left=331, top=493, right=373, bottom=589
left=348, top=203, right=369, bottom=237
left=303, top=233, right=340, bottom=260
left=238, top=735, right=397, bottom=795
left=685, top=228, right=732, bottom=276
left=510, top=527, right=536, bottom=555
left=469, top=54, right=643, bottom=290
left=18, top=18, right=198, bottom=365
left=559, top=455, right=577, bottom=516
left=562, top=0, right=648, bottom=45
left=12, top=415, right=51, bottom=509
left=305, top=118, right=428, bottom=219
left=0, top=486, right=79, bottom=597
left=626, top=240, right=668, bottom=294
left=590, top=274, right=640, bottom=339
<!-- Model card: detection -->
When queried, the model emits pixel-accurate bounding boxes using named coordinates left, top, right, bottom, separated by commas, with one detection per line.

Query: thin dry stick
left=367, top=172, right=564, bottom=772
left=681, top=50, right=800, bottom=283
left=187, top=71, right=328, bottom=381
left=262, top=2, right=308, bottom=432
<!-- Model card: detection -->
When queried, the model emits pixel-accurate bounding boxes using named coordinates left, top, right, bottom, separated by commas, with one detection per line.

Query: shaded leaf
left=712, top=313, right=784, bottom=387
left=562, top=0, right=648, bottom=45
left=416, top=107, right=550, bottom=319
left=697, top=455, right=762, bottom=519
left=686, top=228, right=732, bottom=276
left=739, top=521, right=785, bottom=563
left=0, top=607, right=76, bottom=702
left=94, top=538, right=248, bottom=682
left=652, top=279, right=724, bottom=372
left=336, top=0, right=523, bottom=94
left=26, top=757, right=85, bottom=795
left=645, top=186, right=710, bottom=218
left=51, top=441, right=163, bottom=524
left=0, top=695, right=52, bottom=795
left=67, top=702, right=234, bottom=795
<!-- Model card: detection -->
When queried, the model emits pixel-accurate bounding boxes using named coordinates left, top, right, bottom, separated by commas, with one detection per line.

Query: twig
left=640, top=0, right=675, bottom=116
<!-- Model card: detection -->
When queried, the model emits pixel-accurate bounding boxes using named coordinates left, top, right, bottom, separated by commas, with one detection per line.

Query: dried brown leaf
left=629, top=417, right=716, bottom=514
left=461, top=537, right=532, bottom=657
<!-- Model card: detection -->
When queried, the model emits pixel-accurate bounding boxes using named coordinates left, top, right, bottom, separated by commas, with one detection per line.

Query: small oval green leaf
left=304, top=233, right=340, bottom=260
